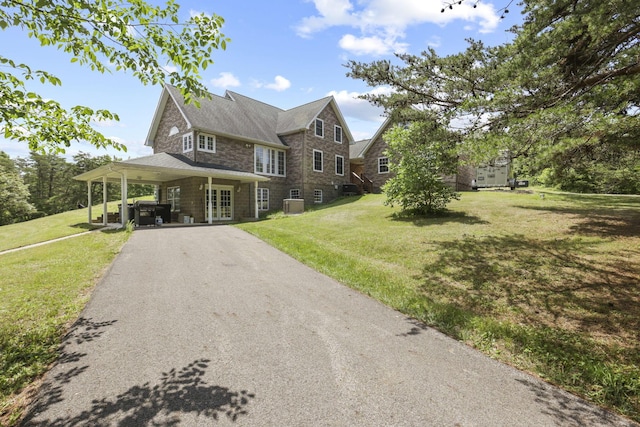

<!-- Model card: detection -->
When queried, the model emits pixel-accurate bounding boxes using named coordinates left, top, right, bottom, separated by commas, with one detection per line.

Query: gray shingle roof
left=164, top=85, right=342, bottom=149
left=276, top=97, right=333, bottom=135
left=74, top=152, right=269, bottom=183
left=349, top=139, right=370, bottom=160
left=165, top=85, right=285, bottom=147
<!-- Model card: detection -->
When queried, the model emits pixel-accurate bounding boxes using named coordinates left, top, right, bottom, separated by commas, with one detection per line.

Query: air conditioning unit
left=283, top=199, right=304, bottom=215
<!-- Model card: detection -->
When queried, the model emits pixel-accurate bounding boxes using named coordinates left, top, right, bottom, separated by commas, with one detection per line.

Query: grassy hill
left=238, top=190, right=640, bottom=422
left=0, top=197, right=152, bottom=253
left=0, top=207, right=133, bottom=425
left=1, top=191, right=638, bottom=424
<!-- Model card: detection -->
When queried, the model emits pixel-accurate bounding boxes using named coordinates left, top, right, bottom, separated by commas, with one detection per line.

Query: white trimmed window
left=167, top=186, right=181, bottom=212
left=315, top=119, right=324, bottom=138
left=335, top=155, right=344, bottom=176
left=334, top=125, right=343, bottom=143
left=290, top=189, right=301, bottom=199
left=378, top=157, right=389, bottom=174
left=313, top=149, right=323, bottom=172
left=182, top=133, right=193, bottom=152
left=198, top=133, right=216, bottom=153
left=255, top=146, right=286, bottom=177
left=257, top=188, right=269, bottom=211
left=314, top=189, right=323, bottom=204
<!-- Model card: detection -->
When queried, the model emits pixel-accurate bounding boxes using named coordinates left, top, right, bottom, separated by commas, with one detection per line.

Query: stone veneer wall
left=153, top=97, right=356, bottom=213
left=193, top=134, right=254, bottom=171
left=300, top=104, right=351, bottom=205
left=154, top=98, right=192, bottom=160
left=160, top=178, right=255, bottom=222
left=363, top=132, right=393, bottom=194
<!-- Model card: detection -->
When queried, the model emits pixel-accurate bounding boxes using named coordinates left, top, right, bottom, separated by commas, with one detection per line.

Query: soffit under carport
left=73, top=152, right=270, bottom=185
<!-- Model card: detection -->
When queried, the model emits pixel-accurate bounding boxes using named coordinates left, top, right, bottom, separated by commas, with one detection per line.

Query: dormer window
left=315, top=119, right=324, bottom=138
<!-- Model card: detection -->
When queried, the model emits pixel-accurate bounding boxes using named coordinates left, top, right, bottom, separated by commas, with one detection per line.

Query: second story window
left=315, top=119, right=324, bottom=138
left=182, top=133, right=193, bottom=153
left=378, top=157, right=389, bottom=174
left=334, top=125, right=342, bottom=143
left=198, top=134, right=216, bottom=153
left=255, top=146, right=286, bottom=177
left=313, top=149, right=323, bottom=172
left=335, top=155, right=344, bottom=176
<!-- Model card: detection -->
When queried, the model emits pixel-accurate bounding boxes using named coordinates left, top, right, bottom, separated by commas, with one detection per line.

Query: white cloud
left=210, top=72, right=241, bottom=88
left=295, top=0, right=355, bottom=37
left=327, top=87, right=391, bottom=122
left=339, top=34, right=408, bottom=56
left=426, top=36, right=442, bottom=48
left=162, top=65, right=178, bottom=74
left=258, top=75, right=291, bottom=92
left=296, top=0, right=501, bottom=55
left=91, top=118, right=124, bottom=128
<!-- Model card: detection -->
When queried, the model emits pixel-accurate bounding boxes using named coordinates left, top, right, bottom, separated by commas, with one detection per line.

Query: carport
left=73, top=152, right=269, bottom=226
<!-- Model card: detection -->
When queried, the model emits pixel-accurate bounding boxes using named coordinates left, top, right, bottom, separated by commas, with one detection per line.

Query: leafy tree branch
left=0, top=0, right=229, bottom=153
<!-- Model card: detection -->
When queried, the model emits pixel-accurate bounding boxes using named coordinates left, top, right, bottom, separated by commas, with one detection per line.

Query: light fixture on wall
left=245, top=143, right=252, bottom=149
left=198, top=184, right=203, bottom=190
left=237, top=186, right=241, bottom=193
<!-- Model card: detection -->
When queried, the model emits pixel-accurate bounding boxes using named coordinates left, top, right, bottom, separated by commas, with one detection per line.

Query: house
left=349, top=118, right=475, bottom=194
left=74, top=84, right=354, bottom=225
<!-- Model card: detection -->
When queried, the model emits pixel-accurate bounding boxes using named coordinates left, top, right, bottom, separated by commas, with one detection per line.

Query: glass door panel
left=204, top=185, right=233, bottom=221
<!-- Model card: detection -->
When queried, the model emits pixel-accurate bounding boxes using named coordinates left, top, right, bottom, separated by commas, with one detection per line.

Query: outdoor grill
left=132, top=201, right=172, bottom=226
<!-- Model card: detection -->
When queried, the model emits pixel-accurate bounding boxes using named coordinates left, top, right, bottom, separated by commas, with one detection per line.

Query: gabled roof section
left=360, top=117, right=393, bottom=157
left=276, top=97, right=332, bottom=135
left=166, top=85, right=286, bottom=147
left=278, top=96, right=356, bottom=144
left=145, top=85, right=191, bottom=147
left=349, top=139, right=370, bottom=160
left=146, top=84, right=356, bottom=149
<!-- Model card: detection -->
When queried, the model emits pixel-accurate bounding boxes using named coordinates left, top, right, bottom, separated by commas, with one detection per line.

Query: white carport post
left=120, top=171, right=128, bottom=225
left=207, top=176, right=213, bottom=224
left=87, top=180, right=92, bottom=224
left=254, top=181, right=259, bottom=219
left=102, top=176, right=108, bottom=226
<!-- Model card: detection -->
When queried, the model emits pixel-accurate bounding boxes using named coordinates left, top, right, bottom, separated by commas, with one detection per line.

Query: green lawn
left=0, top=197, right=151, bottom=253
left=237, top=191, right=640, bottom=422
left=0, top=229, right=131, bottom=426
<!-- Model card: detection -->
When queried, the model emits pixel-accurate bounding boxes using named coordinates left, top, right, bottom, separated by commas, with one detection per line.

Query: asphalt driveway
left=22, top=226, right=637, bottom=426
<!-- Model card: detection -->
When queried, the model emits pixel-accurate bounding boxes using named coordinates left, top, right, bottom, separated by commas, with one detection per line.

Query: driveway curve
left=22, top=226, right=637, bottom=426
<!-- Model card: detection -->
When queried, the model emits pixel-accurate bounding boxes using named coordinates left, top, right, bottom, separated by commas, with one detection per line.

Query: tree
left=0, top=151, right=34, bottom=225
left=382, top=121, right=460, bottom=215
left=347, top=0, right=640, bottom=177
left=1, top=0, right=229, bottom=153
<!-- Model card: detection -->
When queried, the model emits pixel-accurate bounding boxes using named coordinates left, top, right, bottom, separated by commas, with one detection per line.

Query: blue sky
left=0, top=0, right=522, bottom=160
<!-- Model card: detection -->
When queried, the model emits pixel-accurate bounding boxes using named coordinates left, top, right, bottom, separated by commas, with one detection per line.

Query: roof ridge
left=225, top=90, right=285, bottom=112
left=283, top=95, right=333, bottom=112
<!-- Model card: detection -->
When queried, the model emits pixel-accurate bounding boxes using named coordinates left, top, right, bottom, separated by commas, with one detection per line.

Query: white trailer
left=471, top=153, right=519, bottom=190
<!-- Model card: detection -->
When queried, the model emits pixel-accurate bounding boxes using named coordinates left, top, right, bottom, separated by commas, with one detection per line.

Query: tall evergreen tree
left=347, top=0, right=639, bottom=188
left=0, top=151, right=34, bottom=225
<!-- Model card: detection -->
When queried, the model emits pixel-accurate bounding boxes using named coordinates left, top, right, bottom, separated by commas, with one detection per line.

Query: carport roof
left=73, top=152, right=270, bottom=184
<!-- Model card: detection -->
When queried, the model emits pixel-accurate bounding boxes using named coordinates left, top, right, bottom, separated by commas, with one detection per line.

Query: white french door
left=205, top=185, right=233, bottom=221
